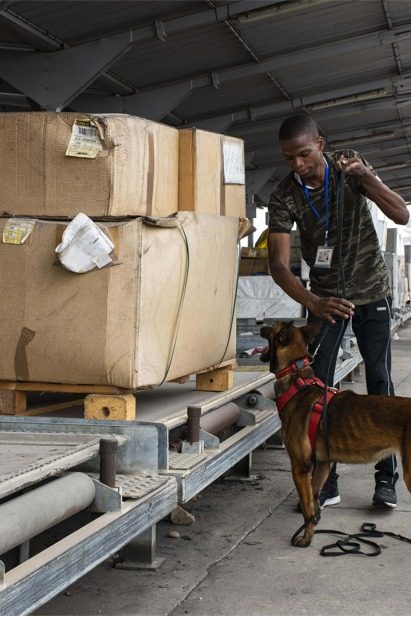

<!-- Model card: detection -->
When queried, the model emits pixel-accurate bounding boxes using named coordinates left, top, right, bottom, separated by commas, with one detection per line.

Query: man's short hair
left=278, top=113, right=319, bottom=141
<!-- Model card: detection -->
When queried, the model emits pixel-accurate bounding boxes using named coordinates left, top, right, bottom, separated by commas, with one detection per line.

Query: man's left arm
left=339, top=155, right=409, bottom=225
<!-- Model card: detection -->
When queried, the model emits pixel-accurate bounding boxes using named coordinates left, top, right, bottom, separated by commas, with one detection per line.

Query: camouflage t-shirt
left=268, top=149, right=390, bottom=305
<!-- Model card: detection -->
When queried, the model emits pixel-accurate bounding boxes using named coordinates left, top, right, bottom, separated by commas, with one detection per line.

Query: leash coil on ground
left=291, top=521, right=411, bottom=556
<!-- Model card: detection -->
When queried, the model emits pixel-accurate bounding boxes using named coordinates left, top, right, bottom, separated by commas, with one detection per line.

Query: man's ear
left=317, top=136, right=324, bottom=152
left=301, top=321, right=322, bottom=345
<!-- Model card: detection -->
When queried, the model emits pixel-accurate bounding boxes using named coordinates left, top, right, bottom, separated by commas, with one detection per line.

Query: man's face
left=280, top=133, right=325, bottom=183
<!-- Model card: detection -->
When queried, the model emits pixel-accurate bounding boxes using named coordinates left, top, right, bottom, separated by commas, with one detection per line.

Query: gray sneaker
left=319, top=484, right=341, bottom=510
left=373, top=480, right=397, bottom=508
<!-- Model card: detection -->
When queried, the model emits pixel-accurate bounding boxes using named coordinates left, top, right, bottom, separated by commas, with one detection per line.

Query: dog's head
left=260, top=320, right=322, bottom=374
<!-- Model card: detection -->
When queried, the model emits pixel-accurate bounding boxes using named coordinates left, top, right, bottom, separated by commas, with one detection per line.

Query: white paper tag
left=3, top=218, right=35, bottom=244
left=223, top=140, right=245, bottom=185
left=65, top=119, right=103, bottom=159
left=55, top=213, right=115, bottom=273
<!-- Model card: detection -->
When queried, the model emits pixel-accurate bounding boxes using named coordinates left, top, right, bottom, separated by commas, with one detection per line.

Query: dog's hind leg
left=291, top=463, right=318, bottom=547
left=311, top=460, right=333, bottom=513
left=401, top=426, right=411, bottom=493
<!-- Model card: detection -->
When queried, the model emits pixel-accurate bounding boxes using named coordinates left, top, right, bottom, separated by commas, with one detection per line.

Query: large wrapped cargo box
left=0, top=112, right=179, bottom=218
left=0, top=212, right=238, bottom=389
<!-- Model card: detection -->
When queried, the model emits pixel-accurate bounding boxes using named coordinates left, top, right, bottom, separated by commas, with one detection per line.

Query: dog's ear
left=277, top=320, right=294, bottom=345
left=301, top=321, right=323, bottom=345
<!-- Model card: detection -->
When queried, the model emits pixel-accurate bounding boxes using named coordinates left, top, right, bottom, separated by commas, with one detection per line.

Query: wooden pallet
left=0, top=360, right=237, bottom=420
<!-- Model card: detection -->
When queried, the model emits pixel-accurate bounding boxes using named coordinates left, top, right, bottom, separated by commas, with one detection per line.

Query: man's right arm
left=268, top=231, right=355, bottom=324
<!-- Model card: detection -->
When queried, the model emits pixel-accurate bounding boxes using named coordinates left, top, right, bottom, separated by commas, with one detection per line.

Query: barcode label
left=65, top=119, right=103, bottom=159
left=76, top=125, right=97, bottom=136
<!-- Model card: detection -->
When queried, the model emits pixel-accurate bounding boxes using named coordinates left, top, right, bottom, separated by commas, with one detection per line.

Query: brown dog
left=260, top=320, right=411, bottom=548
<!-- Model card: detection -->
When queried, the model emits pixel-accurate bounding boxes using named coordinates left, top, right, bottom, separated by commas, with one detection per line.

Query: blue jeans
left=308, top=296, right=396, bottom=483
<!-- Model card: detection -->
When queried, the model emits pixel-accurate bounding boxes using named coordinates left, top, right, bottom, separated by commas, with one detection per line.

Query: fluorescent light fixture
left=390, top=184, right=411, bottom=191
left=309, top=89, right=387, bottom=111
left=376, top=162, right=408, bottom=172
left=331, top=131, right=395, bottom=147
left=237, top=0, right=331, bottom=23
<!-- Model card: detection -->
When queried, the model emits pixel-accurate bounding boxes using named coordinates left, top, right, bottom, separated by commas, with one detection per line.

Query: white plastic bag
left=55, top=212, right=115, bottom=273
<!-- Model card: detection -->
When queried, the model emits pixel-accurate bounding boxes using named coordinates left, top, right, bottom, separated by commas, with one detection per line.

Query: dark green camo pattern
left=268, top=149, right=390, bottom=305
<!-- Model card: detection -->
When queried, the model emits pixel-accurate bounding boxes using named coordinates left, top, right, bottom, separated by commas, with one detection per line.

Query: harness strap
left=308, top=389, right=337, bottom=449
left=276, top=375, right=338, bottom=449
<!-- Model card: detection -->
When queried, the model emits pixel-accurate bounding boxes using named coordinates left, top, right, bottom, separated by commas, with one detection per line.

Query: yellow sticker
left=3, top=218, right=35, bottom=244
left=65, top=119, right=103, bottom=159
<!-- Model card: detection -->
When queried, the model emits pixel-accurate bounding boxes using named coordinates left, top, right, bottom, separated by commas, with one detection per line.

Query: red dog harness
left=275, top=358, right=339, bottom=448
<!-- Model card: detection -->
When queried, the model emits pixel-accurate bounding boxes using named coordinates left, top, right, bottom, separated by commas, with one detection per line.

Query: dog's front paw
left=291, top=534, right=312, bottom=548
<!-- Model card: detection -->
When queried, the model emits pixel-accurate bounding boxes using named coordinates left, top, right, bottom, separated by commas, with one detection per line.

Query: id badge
left=315, top=245, right=334, bottom=269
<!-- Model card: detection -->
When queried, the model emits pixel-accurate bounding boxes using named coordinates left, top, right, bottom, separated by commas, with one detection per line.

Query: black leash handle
left=319, top=531, right=382, bottom=557
left=291, top=522, right=411, bottom=556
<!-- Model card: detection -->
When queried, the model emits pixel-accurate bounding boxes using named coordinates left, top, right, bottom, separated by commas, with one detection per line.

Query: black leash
left=291, top=521, right=411, bottom=557
left=321, top=166, right=347, bottom=460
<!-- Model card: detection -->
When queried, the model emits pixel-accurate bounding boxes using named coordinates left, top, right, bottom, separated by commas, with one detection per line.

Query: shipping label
left=65, top=119, right=103, bottom=159
left=223, top=140, right=245, bottom=185
left=3, top=218, right=35, bottom=244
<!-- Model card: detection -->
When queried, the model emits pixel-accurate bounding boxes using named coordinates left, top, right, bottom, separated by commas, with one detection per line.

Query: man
left=268, top=112, right=409, bottom=508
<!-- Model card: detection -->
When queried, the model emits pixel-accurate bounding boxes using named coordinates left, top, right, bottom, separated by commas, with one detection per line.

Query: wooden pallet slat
left=84, top=394, right=136, bottom=421
left=0, top=391, right=27, bottom=415
left=196, top=361, right=236, bottom=392
left=0, top=358, right=237, bottom=418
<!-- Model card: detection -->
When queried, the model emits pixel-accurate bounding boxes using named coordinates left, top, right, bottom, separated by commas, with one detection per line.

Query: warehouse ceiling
left=0, top=0, right=411, bottom=210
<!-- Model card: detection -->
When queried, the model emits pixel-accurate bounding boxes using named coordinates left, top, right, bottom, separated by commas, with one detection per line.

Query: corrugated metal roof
left=238, top=1, right=387, bottom=57
left=0, top=0, right=410, bottom=200
left=115, top=22, right=252, bottom=87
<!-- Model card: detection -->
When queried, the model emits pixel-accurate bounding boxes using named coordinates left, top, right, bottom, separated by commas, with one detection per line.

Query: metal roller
left=200, top=402, right=241, bottom=435
left=251, top=382, right=275, bottom=401
left=0, top=472, right=96, bottom=556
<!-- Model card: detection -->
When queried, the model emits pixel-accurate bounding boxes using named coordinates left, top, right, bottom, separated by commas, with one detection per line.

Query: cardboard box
left=240, top=247, right=268, bottom=258
left=0, top=212, right=238, bottom=388
left=178, top=129, right=246, bottom=217
left=0, top=112, right=179, bottom=218
left=239, top=257, right=270, bottom=276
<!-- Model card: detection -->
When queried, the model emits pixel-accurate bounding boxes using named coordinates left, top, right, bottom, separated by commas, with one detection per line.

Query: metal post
left=115, top=525, right=165, bottom=571
left=228, top=452, right=253, bottom=479
left=99, top=437, right=118, bottom=488
left=18, top=541, right=30, bottom=564
left=187, top=406, right=201, bottom=443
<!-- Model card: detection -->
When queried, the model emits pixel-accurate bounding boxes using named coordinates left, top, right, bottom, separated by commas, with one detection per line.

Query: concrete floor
left=37, top=319, right=411, bottom=617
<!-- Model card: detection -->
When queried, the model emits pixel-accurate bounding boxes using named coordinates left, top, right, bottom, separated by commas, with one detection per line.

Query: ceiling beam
left=0, top=33, right=135, bottom=110
left=222, top=91, right=411, bottom=141
left=0, top=7, right=62, bottom=51
left=163, top=73, right=411, bottom=138
left=96, top=24, right=411, bottom=96
left=76, top=81, right=194, bottom=121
